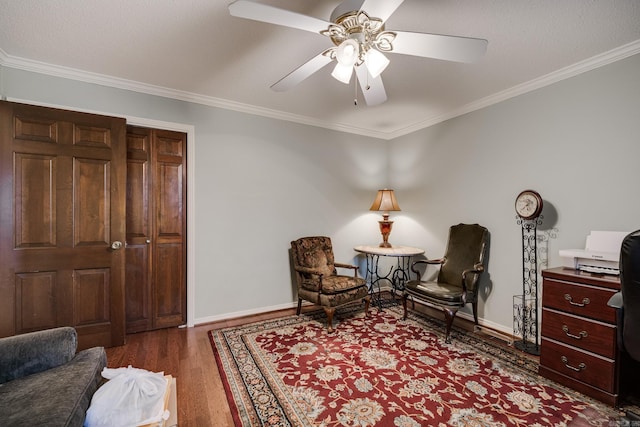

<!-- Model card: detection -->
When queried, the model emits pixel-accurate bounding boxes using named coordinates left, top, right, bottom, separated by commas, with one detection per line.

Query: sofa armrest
left=0, top=327, right=77, bottom=384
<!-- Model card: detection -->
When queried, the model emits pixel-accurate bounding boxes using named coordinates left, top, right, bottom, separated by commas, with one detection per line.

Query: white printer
left=559, top=231, right=629, bottom=275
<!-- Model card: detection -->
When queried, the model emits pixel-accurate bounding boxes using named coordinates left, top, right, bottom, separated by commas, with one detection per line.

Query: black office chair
left=607, top=229, right=640, bottom=420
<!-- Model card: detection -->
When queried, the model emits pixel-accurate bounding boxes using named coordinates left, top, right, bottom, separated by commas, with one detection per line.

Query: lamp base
left=378, top=220, right=393, bottom=248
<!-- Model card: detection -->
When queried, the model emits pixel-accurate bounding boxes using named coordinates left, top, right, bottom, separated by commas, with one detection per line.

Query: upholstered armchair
left=403, top=224, right=489, bottom=343
left=291, top=236, right=370, bottom=332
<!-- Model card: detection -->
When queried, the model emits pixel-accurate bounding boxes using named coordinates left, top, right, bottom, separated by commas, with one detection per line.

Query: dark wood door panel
left=73, top=268, right=114, bottom=350
left=157, top=162, right=183, bottom=238
left=74, top=124, right=113, bottom=148
left=155, top=132, right=183, bottom=157
left=125, top=244, right=152, bottom=333
left=15, top=272, right=57, bottom=333
left=125, top=126, right=152, bottom=334
left=0, top=101, right=126, bottom=349
left=126, top=160, right=149, bottom=239
left=74, top=158, right=111, bottom=246
left=125, top=125, right=186, bottom=333
left=14, top=115, right=58, bottom=142
left=74, top=268, right=111, bottom=326
left=14, top=153, right=57, bottom=248
left=154, top=243, right=185, bottom=328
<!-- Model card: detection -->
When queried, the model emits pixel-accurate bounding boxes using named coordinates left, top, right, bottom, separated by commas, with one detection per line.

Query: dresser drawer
left=541, top=308, right=616, bottom=358
left=540, top=338, right=616, bottom=393
left=542, top=279, right=617, bottom=323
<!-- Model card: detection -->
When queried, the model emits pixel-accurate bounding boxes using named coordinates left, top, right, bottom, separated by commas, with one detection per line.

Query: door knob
left=146, top=239, right=151, bottom=244
left=111, top=241, right=123, bottom=250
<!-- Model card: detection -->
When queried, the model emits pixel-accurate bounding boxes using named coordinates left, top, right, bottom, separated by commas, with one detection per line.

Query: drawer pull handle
left=564, top=294, right=590, bottom=307
left=561, top=356, right=586, bottom=372
left=562, top=325, right=588, bottom=340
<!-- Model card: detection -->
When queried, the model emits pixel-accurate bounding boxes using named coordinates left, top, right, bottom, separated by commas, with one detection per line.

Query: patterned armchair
left=291, top=236, right=370, bottom=332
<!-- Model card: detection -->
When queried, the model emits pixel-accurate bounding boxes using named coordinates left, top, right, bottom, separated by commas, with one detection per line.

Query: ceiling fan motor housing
left=329, top=0, right=367, bottom=23
left=328, top=2, right=385, bottom=50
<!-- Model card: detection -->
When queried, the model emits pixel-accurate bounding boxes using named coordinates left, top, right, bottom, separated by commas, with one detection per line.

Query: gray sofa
left=0, top=327, right=107, bottom=426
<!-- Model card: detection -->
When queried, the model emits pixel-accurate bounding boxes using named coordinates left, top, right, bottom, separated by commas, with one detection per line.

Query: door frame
left=7, top=97, right=197, bottom=327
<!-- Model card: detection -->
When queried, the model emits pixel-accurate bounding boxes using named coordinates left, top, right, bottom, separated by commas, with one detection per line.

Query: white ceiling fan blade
left=229, top=0, right=330, bottom=34
left=391, top=31, right=488, bottom=63
left=359, top=0, right=404, bottom=23
left=271, top=52, right=333, bottom=92
left=355, top=64, right=387, bottom=106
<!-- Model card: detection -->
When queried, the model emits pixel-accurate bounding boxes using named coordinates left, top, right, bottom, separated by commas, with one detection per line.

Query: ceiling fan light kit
left=331, top=38, right=360, bottom=84
left=364, top=48, right=389, bottom=79
left=331, top=62, right=354, bottom=84
left=336, top=39, right=360, bottom=66
left=228, top=0, right=488, bottom=106
left=322, top=9, right=395, bottom=84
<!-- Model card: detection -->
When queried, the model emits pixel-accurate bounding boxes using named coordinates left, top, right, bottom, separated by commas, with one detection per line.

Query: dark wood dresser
left=539, top=267, right=620, bottom=406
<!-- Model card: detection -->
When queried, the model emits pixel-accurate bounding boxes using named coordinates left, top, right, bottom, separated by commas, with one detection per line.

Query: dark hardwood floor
left=105, top=300, right=521, bottom=426
left=105, top=307, right=299, bottom=426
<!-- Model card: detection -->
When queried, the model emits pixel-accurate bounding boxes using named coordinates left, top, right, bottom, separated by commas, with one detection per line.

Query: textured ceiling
left=0, top=0, right=639, bottom=139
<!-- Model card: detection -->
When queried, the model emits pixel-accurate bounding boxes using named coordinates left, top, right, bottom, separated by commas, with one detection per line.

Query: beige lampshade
left=369, top=189, right=401, bottom=212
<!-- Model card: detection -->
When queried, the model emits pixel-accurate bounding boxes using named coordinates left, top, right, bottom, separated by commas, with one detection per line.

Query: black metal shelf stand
left=514, top=216, right=543, bottom=355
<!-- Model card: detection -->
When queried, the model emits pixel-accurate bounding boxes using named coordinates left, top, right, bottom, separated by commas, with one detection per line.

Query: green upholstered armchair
left=403, top=224, right=489, bottom=343
left=291, top=236, right=370, bottom=332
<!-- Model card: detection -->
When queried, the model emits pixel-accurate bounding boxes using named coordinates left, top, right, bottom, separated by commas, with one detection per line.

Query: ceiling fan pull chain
left=354, top=70, right=358, bottom=106
left=366, top=67, right=371, bottom=90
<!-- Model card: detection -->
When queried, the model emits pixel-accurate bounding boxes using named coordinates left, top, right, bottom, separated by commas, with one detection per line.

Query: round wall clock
left=515, top=189, right=543, bottom=220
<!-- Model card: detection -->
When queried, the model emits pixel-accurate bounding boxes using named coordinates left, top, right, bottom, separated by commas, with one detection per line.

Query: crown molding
left=0, top=48, right=389, bottom=139
left=389, top=39, right=640, bottom=139
left=2, top=40, right=640, bottom=141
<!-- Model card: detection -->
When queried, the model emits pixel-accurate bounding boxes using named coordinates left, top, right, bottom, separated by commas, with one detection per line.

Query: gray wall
left=0, top=65, right=390, bottom=324
left=389, top=53, right=640, bottom=329
left=1, top=52, right=638, bottom=332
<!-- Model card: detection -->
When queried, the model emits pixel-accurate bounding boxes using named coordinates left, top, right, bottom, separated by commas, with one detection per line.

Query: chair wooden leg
left=323, top=307, right=336, bottom=333
left=402, top=294, right=409, bottom=320
left=472, top=301, right=479, bottom=326
left=296, top=298, right=302, bottom=315
left=443, top=307, right=459, bottom=344
left=363, top=295, right=370, bottom=316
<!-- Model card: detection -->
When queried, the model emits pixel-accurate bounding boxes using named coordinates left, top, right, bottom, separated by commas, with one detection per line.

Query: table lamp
left=369, top=189, right=401, bottom=248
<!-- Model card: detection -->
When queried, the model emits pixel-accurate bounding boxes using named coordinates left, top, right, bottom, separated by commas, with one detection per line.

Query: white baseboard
left=193, top=298, right=515, bottom=339
left=193, top=301, right=300, bottom=326
left=456, top=311, right=514, bottom=337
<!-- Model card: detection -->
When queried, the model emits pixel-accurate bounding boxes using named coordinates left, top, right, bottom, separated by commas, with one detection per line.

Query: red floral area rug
left=209, top=306, right=621, bottom=426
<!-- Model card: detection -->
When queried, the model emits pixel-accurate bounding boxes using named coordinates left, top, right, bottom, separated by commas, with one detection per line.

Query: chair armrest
left=294, top=265, right=326, bottom=292
left=294, top=265, right=324, bottom=277
left=461, top=263, right=485, bottom=292
left=411, top=258, right=444, bottom=282
left=462, top=263, right=485, bottom=279
left=335, top=262, right=359, bottom=277
left=607, top=292, right=623, bottom=309
left=0, top=327, right=77, bottom=384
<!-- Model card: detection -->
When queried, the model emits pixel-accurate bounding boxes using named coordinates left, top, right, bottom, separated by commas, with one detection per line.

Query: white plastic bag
left=84, top=366, right=170, bottom=427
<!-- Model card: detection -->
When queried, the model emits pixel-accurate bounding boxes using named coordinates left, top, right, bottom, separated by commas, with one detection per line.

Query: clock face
left=515, top=190, right=542, bottom=219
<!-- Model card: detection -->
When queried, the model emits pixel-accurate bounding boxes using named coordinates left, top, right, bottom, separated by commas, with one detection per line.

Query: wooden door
left=125, top=126, right=186, bottom=333
left=0, top=101, right=126, bottom=349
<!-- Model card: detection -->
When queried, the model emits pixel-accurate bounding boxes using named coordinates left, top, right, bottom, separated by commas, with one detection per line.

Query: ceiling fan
left=228, top=0, right=488, bottom=106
